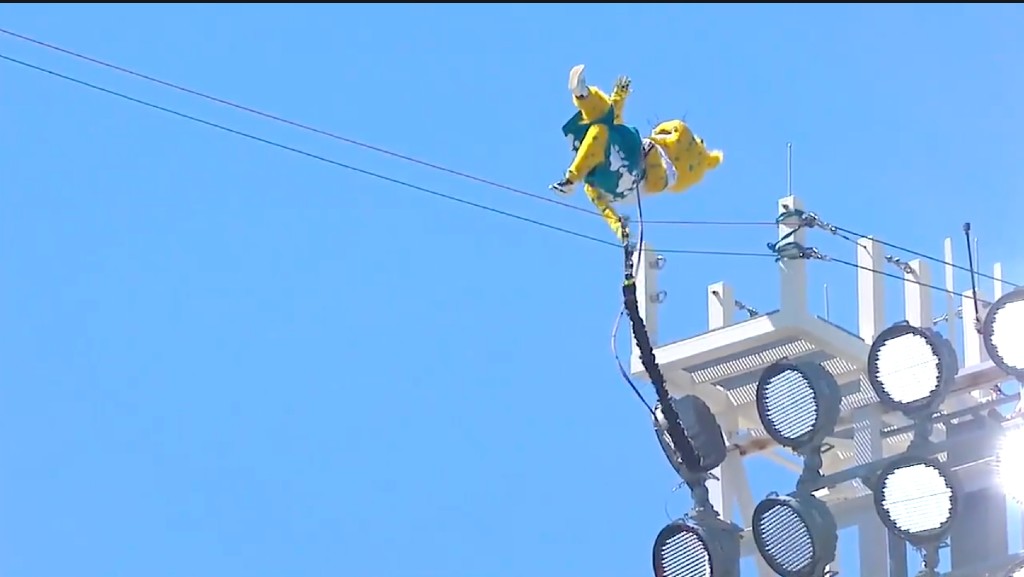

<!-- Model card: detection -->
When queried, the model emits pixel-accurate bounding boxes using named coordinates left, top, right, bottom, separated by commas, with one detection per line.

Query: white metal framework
left=632, top=195, right=1014, bottom=577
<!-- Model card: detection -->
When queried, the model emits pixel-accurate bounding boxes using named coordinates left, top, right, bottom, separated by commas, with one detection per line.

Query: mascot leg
left=566, top=124, right=609, bottom=185
left=551, top=65, right=617, bottom=196
left=585, top=184, right=625, bottom=242
left=570, top=65, right=616, bottom=124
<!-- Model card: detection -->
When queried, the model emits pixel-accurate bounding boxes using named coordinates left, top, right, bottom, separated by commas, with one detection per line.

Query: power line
left=11, top=31, right=1012, bottom=301
left=786, top=209, right=1020, bottom=290
left=0, top=53, right=773, bottom=261
left=831, top=224, right=1015, bottom=288
left=0, top=27, right=775, bottom=229
left=821, top=228, right=981, bottom=296
left=828, top=256, right=975, bottom=301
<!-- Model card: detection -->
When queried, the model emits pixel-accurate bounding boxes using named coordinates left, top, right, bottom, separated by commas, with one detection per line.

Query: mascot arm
left=610, top=76, right=632, bottom=124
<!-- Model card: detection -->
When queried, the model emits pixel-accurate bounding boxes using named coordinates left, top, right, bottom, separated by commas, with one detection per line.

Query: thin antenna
left=973, top=235, right=981, bottom=298
left=963, top=223, right=981, bottom=324
left=786, top=142, right=793, bottom=196
left=823, top=284, right=831, bottom=321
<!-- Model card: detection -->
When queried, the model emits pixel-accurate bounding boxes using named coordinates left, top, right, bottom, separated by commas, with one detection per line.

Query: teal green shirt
left=561, top=105, right=646, bottom=201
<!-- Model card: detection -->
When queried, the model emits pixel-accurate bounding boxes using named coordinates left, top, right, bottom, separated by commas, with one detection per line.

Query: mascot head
left=648, top=120, right=723, bottom=192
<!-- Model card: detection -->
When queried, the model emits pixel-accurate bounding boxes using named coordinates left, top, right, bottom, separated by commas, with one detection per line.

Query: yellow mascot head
left=648, top=120, right=723, bottom=193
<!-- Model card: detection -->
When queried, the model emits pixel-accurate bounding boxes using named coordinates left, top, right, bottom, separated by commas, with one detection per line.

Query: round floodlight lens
left=868, top=324, right=954, bottom=413
left=875, top=333, right=938, bottom=403
left=754, top=500, right=814, bottom=576
left=653, top=523, right=712, bottom=577
left=756, top=362, right=841, bottom=452
left=875, top=458, right=956, bottom=545
left=758, top=366, right=817, bottom=447
left=996, top=425, right=1024, bottom=506
left=984, top=290, right=1024, bottom=379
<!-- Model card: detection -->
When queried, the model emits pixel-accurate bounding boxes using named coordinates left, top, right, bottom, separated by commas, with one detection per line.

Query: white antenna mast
left=787, top=142, right=793, bottom=195
left=824, top=283, right=831, bottom=321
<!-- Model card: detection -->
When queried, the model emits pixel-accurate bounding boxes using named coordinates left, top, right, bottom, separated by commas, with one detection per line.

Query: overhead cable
left=0, top=53, right=773, bottom=260
left=0, top=27, right=774, bottom=229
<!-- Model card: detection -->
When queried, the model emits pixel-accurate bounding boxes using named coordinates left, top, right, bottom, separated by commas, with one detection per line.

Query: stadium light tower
left=865, top=322, right=960, bottom=576
left=750, top=360, right=841, bottom=577
left=652, top=395, right=743, bottom=577
left=631, top=193, right=1020, bottom=577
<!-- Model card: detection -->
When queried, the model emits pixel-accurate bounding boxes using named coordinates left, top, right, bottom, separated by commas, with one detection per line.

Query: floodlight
left=873, top=456, right=958, bottom=547
left=652, top=519, right=740, bottom=577
left=756, top=361, right=841, bottom=452
left=654, top=395, right=728, bottom=477
left=996, top=422, right=1024, bottom=506
left=867, top=322, right=958, bottom=415
left=1003, top=557, right=1024, bottom=577
left=751, top=493, right=837, bottom=577
left=983, top=288, right=1024, bottom=380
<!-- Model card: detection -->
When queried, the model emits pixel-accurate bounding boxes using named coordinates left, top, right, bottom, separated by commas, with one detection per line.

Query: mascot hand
left=613, top=76, right=632, bottom=97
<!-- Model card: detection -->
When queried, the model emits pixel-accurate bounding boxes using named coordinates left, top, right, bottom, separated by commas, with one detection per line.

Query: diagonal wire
left=831, top=223, right=1017, bottom=288
left=0, top=27, right=777, bottom=229
left=0, top=52, right=775, bottom=260
left=827, top=256, right=991, bottom=304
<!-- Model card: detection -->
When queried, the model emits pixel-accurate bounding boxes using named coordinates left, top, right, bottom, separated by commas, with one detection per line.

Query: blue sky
left=2, top=4, right=1023, bottom=577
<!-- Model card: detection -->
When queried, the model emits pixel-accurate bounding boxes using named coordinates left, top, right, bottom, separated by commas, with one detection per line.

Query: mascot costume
left=550, top=64, right=724, bottom=242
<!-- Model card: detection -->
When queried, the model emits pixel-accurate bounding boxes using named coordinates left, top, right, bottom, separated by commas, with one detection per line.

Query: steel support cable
left=0, top=53, right=776, bottom=260
left=828, top=223, right=1019, bottom=288
left=828, top=231, right=1007, bottom=298
left=829, top=256, right=993, bottom=303
left=772, top=208, right=1018, bottom=295
left=825, top=219, right=1017, bottom=288
left=773, top=239, right=994, bottom=304
left=852, top=225, right=1017, bottom=287
left=0, top=27, right=776, bottom=229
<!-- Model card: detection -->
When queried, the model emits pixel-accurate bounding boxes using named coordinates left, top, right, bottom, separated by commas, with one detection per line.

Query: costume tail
left=705, top=150, right=724, bottom=170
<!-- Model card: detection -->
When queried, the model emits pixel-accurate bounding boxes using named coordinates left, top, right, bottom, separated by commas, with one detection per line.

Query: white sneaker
left=568, top=64, right=589, bottom=99
left=550, top=178, right=576, bottom=196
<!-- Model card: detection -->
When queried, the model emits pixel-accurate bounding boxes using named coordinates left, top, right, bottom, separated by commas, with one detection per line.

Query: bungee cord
left=610, top=188, right=656, bottom=417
